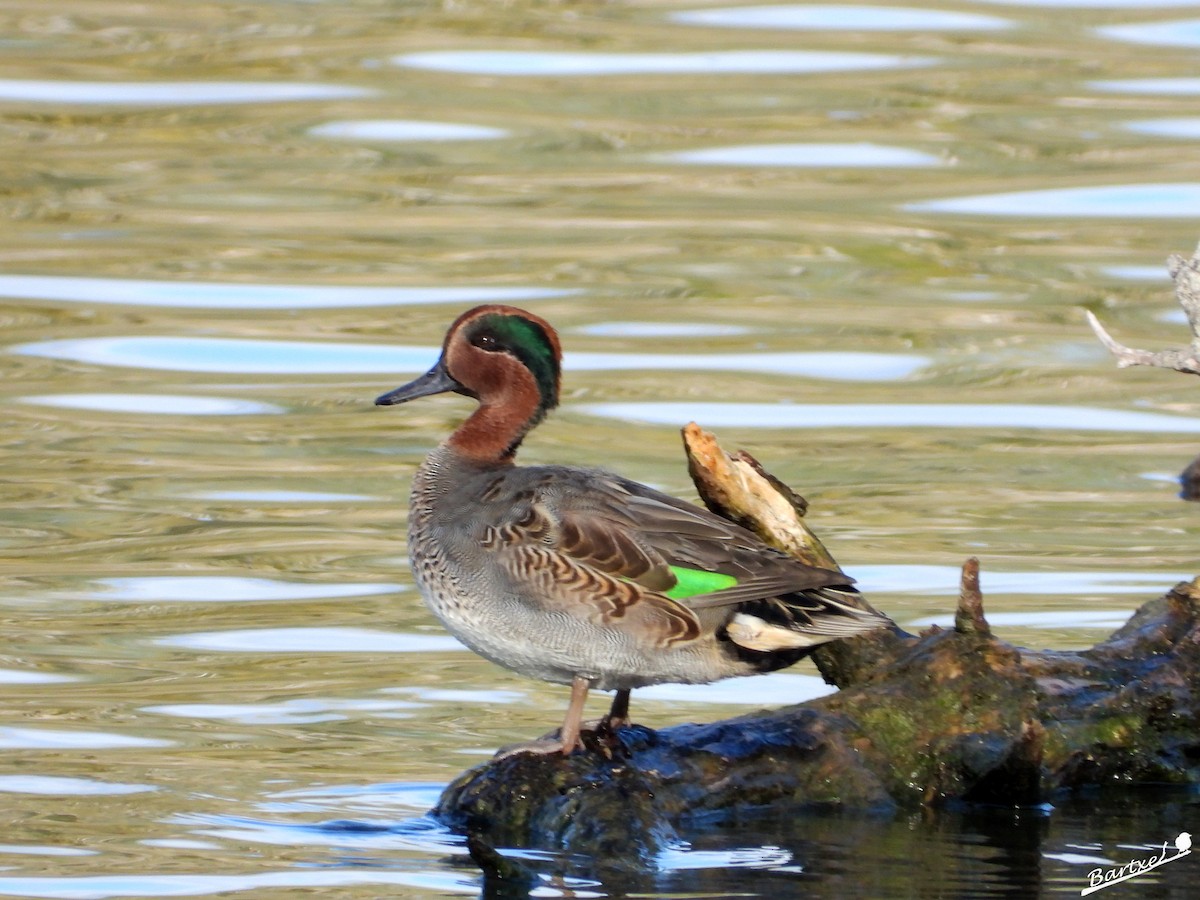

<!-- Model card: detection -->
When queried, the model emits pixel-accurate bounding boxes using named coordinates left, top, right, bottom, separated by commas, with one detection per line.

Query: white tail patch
left=727, top=613, right=822, bottom=652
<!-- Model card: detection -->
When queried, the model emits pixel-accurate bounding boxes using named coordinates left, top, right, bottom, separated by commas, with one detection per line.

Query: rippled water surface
left=2, top=1, right=1199, bottom=897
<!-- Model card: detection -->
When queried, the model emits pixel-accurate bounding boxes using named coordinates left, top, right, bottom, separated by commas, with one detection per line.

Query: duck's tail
left=724, top=585, right=892, bottom=658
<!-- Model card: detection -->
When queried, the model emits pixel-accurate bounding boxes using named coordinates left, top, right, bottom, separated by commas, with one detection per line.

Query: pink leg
left=558, top=675, right=591, bottom=754
left=492, top=676, right=595, bottom=760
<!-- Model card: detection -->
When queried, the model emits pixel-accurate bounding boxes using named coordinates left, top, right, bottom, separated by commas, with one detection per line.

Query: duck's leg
left=577, top=687, right=631, bottom=739
left=558, top=675, right=591, bottom=754
left=601, top=688, right=631, bottom=730
left=493, top=675, right=592, bottom=759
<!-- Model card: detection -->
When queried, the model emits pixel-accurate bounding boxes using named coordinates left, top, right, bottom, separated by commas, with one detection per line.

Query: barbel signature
left=1081, top=832, right=1191, bottom=895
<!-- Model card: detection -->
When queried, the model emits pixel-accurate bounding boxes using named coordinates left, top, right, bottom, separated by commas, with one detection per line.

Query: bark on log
left=432, top=426, right=1200, bottom=869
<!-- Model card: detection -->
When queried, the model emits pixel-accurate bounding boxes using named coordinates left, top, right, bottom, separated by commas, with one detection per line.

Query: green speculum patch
left=664, top=566, right=738, bottom=600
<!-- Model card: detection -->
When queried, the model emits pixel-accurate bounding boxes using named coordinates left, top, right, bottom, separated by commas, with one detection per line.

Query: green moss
left=854, top=705, right=939, bottom=790
left=1093, top=714, right=1142, bottom=747
left=1068, top=714, right=1145, bottom=751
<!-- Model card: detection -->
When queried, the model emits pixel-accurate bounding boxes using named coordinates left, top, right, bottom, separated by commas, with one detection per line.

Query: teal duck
left=376, top=305, right=890, bottom=754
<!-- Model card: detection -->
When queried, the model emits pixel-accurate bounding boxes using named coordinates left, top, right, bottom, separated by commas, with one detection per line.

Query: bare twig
left=1086, top=241, right=1200, bottom=376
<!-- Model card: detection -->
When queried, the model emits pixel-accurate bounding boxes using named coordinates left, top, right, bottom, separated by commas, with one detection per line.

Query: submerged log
left=432, top=426, right=1200, bottom=867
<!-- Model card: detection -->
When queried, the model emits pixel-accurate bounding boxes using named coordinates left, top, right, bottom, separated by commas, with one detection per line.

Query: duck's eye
left=471, top=333, right=500, bottom=352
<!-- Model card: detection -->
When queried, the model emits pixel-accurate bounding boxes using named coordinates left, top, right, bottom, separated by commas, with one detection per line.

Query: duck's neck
left=445, top=394, right=543, bottom=466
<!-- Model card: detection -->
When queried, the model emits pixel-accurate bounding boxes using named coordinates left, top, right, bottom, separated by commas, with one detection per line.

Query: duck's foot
left=492, top=719, right=634, bottom=761
left=581, top=715, right=630, bottom=737
left=492, top=736, right=575, bottom=761
left=492, top=682, right=634, bottom=760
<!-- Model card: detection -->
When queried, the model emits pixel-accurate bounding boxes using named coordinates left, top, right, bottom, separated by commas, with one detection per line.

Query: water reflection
left=13, top=336, right=927, bottom=380
left=0, top=669, right=76, bottom=684
left=19, top=394, right=282, bottom=416
left=0, top=775, right=155, bottom=795
left=139, top=840, right=221, bottom=850
left=574, top=322, right=752, bottom=337
left=907, top=182, right=1200, bottom=217
left=0, top=870, right=479, bottom=898
left=673, top=5, right=1010, bottom=31
left=660, top=142, right=942, bottom=167
left=187, top=490, right=373, bottom=502
left=657, top=843, right=796, bottom=871
left=979, top=0, right=1200, bottom=6
left=0, top=274, right=571, bottom=308
left=0, top=846, right=96, bottom=858
left=2, top=797, right=1193, bottom=899
left=850, top=565, right=1190, bottom=596
left=573, top=350, right=923, bottom=380
left=1043, top=848, right=1115, bottom=866
left=158, top=627, right=465, bottom=653
left=267, top=782, right=452, bottom=813
left=578, top=402, right=1200, bottom=432
left=393, top=49, right=934, bottom=76
left=1098, top=17, right=1200, bottom=48
left=1098, top=264, right=1169, bottom=281
left=91, top=576, right=400, bottom=603
left=637, top=672, right=835, bottom=705
left=1089, top=78, right=1200, bottom=94
left=142, top=698, right=422, bottom=726
left=0, top=728, right=171, bottom=750
left=180, top=812, right=465, bottom=855
left=382, top=687, right=524, bottom=705
left=309, top=120, right=508, bottom=142
left=0, top=80, right=371, bottom=105
left=1126, top=117, right=1200, bottom=138
left=909, top=610, right=1134, bottom=629
left=1142, top=470, right=1187, bottom=484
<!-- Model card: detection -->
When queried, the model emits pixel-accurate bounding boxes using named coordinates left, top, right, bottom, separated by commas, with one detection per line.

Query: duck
left=375, top=305, right=891, bottom=755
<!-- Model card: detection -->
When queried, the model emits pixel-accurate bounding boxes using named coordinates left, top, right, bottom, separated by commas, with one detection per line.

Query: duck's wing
left=480, top=466, right=884, bottom=648
left=579, top=479, right=891, bottom=645
left=535, top=469, right=856, bottom=606
left=475, top=469, right=703, bottom=645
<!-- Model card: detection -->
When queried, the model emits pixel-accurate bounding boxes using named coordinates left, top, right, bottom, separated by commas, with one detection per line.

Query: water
left=391, top=49, right=934, bottom=76
left=2, top=1, right=1199, bottom=897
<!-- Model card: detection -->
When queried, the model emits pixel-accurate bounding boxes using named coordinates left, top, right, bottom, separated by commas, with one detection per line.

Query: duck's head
left=375, top=305, right=562, bottom=461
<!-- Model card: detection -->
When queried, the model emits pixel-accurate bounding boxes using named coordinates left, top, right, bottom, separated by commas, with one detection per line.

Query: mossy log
left=432, top=425, right=1200, bottom=867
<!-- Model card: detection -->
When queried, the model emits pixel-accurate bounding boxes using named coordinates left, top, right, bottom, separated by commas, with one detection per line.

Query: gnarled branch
left=1087, top=241, right=1200, bottom=375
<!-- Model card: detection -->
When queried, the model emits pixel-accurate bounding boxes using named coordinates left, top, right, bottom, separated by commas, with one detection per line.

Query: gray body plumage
left=407, top=444, right=881, bottom=692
